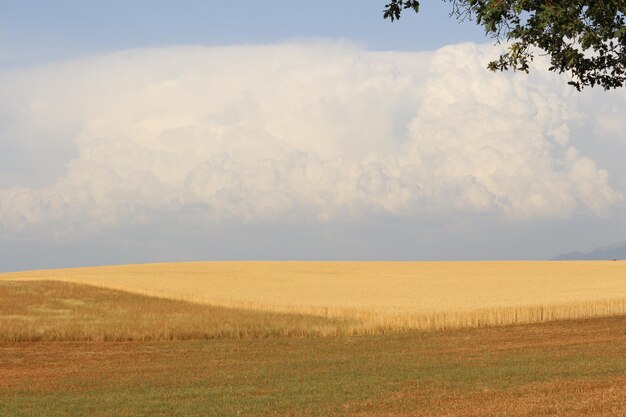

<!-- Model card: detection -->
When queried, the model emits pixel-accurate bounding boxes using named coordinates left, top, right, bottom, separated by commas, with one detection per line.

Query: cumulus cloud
left=583, top=88, right=626, bottom=143
left=0, top=41, right=622, bottom=239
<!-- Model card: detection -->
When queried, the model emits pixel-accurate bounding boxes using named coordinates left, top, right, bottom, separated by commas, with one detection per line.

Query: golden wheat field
left=2, top=261, right=626, bottom=333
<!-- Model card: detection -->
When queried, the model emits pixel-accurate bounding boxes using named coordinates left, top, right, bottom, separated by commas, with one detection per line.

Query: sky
left=1, top=1, right=625, bottom=271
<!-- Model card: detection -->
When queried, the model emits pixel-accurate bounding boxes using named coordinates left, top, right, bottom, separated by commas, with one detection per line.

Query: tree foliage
left=384, top=0, right=626, bottom=90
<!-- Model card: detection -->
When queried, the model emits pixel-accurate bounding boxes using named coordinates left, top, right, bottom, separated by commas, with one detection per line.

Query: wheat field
left=2, top=261, right=626, bottom=332
left=0, top=281, right=359, bottom=341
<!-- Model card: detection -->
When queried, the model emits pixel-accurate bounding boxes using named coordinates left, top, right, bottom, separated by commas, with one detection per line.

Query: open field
left=2, top=261, right=626, bottom=332
left=1, top=281, right=625, bottom=416
left=0, top=281, right=358, bottom=341
left=1, top=287, right=625, bottom=416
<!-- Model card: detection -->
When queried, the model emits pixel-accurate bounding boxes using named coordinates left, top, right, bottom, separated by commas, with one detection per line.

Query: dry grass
left=0, top=281, right=359, bottom=341
left=2, top=261, right=626, bottom=333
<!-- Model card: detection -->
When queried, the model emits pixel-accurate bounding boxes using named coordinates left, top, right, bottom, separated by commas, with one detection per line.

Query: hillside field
left=2, top=261, right=626, bottom=332
left=0, top=280, right=625, bottom=417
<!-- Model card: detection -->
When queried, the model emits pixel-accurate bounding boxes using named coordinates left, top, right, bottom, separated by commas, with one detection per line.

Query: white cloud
left=585, top=89, right=626, bottom=142
left=0, top=41, right=622, bottom=239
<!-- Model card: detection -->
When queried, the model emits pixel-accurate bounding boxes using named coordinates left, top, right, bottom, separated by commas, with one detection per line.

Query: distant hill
left=552, top=241, right=626, bottom=260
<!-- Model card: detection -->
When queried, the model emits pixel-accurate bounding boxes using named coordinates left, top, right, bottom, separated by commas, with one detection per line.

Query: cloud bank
left=0, top=41, right=622, bottom=240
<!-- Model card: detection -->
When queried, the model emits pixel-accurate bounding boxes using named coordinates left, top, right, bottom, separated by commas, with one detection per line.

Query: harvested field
left=2, top=314, right=625, bottom=417
left=2, top=261, right=626, bottom=332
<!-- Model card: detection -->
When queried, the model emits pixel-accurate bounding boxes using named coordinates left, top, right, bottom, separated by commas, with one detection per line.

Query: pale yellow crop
left=2, top=261, right=625, bottom=332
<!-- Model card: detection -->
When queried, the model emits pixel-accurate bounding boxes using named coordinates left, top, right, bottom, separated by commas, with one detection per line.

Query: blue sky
left=0, top=1, right=487, bottom=68
left=1, top=1, right=625, bottom=271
